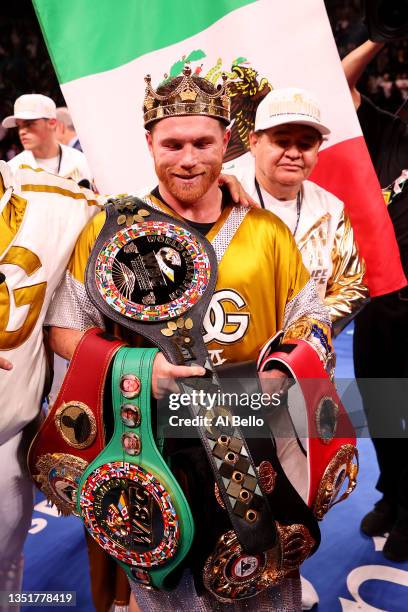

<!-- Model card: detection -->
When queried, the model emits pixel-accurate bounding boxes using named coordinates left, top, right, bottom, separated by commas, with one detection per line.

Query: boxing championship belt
left=28, top=328, right=125, bottom=515
left=258, top=339, right=358, bottom=518
left=77, top=346, right=194, bottom=590
left=83, top=197, right=279, bottom=564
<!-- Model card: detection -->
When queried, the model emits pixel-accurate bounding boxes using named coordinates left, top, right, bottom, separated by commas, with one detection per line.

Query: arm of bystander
left=325, top=212, right=368, bottom=335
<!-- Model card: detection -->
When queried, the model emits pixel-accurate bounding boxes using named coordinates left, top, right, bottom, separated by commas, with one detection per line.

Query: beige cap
left=255, top=87, right=330, bottom=136
left=2, top=94, right=57, bottom=129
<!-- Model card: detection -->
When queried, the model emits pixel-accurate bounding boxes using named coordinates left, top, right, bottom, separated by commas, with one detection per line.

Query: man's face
left=124, top=435, right=139, bottom=450
left=15, top=118, right=56, bottom=151
left=249, top=124, right=322, bottom=192
left=122, top=379, right=137, bottom=392
left=146, top=116, right=229, bottom=203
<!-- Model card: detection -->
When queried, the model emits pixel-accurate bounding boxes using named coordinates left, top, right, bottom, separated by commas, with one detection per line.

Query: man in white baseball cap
left=253, top=86, right=331, bottom=135
left=235, top=86, right=366, bottom=335
left=2, top=94, right=57, bottom=127
left=2, top=93, right=92, bottom=186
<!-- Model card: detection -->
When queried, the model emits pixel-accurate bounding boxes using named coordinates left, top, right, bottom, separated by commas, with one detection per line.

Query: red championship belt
left=28, top=328, right=126, bottom=515
left=259, top=339, right=358, bottom=520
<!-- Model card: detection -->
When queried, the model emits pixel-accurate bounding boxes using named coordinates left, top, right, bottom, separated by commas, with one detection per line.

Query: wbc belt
left=85, top=196, right=278, bottom=557
left=28, top=328, right=125, bottom=515
left=77, top=346, right=194, bottom=590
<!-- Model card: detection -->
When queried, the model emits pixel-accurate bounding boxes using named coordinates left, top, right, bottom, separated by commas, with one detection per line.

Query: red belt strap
left=259, top=339, right=357, bottom=514
left=29, top=328, right=125, bottom=473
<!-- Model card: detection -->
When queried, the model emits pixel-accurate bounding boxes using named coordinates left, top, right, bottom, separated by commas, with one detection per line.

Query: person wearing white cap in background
left=236, top=87, right=367, bottom=337
left=231, top=87, right=367, bottom=610
left=2, top=94, right=92, bottom=186
left=2, top=95, right=95, bottom=454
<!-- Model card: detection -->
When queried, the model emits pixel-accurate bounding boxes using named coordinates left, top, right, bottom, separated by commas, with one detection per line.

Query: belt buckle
left=203, top=522, right=315, bottom=602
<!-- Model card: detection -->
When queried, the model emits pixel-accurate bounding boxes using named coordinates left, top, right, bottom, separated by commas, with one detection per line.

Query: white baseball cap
left=254, top=87, right=330, bottom=136
left=2, top=94, right=57, bottom=129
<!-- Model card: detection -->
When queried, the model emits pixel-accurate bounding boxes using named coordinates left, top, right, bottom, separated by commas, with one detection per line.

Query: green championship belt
left=77, top=346, right=194, bottom=590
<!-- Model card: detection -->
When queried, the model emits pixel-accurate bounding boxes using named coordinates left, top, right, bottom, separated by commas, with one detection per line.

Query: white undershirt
left=35, top=154, right=60, bottom=174
left=259, top=185, right=298, bottom=234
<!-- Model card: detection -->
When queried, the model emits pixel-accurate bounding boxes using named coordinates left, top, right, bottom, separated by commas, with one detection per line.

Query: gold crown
left=143, top=65, right=231, bottom=128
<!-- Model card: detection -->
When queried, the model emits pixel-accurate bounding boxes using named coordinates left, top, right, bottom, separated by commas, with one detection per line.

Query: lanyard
left=56, top=145, right=62, bottom=174
left=254, top=178, right=302, bottom=237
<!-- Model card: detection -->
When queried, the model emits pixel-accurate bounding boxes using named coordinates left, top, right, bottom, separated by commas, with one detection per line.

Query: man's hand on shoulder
left=218, top=173, right=258, bottom=208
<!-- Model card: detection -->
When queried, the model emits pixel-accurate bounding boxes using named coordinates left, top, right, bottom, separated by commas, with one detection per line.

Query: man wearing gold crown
left=45, top=67, right=348, bottom=611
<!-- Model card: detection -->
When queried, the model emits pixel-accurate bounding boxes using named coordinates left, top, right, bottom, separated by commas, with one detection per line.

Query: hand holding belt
left=28, top=328, right=125, bottom=515
left=258, top=339, right=358, bottom=518
left=85, top=198, right=277, bottom=558
left=77, top=346, right=194, bottom=590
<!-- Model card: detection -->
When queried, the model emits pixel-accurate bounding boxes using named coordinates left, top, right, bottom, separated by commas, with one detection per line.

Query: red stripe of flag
left=310, top=136, right=407, bottom=297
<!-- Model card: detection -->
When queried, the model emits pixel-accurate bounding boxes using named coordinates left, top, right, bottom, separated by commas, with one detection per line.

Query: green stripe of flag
left=33, top=0, right=258, bottom=84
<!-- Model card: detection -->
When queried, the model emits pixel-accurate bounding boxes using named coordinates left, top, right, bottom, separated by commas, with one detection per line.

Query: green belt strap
left=77, top=346, right=194, bottom=590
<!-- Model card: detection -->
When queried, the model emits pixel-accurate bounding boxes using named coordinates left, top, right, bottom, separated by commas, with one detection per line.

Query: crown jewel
left=143, top=65, right=230, bottom=128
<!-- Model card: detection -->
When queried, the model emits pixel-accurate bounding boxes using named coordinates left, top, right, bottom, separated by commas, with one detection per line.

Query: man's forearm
left=324, top=213, right=368, bottom=335
left=48, top=326, right=86, bottom=360
left=342, top=40, right=385, bottom=109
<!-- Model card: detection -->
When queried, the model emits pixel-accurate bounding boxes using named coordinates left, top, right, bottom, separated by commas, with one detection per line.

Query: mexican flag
left=33, top=0, right=406, bottom=296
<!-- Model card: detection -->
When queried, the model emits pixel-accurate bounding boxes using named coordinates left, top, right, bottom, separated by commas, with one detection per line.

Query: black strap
left=217, top=360, right=320, bottom=550
left=56, top=145, right=62, bottom=174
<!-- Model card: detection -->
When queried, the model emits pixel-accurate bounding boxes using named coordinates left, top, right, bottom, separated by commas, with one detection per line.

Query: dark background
left=0, top=0, right=407, bottom=160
